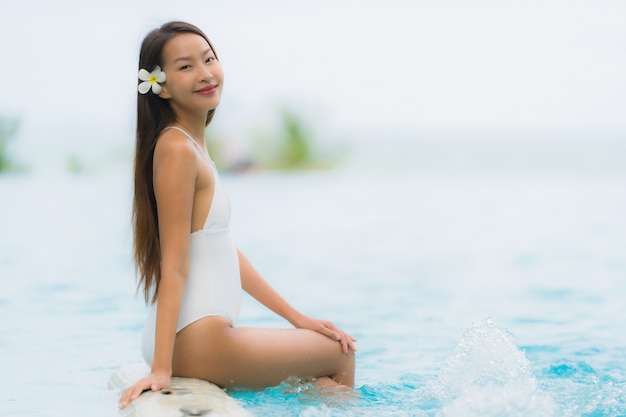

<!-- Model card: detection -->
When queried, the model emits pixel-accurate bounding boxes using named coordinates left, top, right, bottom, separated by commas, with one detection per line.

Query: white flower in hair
left=138, top=65, right=166, bottom=94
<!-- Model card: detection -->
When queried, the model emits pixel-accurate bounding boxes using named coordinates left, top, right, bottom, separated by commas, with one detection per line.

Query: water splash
left=541, top=360, right=626, bottom=417
left=426, top=318, right=557, bottom=417
left=231, top=376, right=360, bottom=414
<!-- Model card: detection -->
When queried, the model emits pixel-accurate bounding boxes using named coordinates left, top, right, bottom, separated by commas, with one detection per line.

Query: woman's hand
left=292, top=314, right=358, bottom=354
left=118, top=370, right=171, bottom=409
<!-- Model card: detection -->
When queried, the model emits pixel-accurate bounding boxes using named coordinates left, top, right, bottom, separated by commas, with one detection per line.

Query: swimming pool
left=1, top=166, right=624, bottom=416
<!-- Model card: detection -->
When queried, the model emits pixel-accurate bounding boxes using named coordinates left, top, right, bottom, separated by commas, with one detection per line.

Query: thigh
left=172, top=317, right=354, bottom=388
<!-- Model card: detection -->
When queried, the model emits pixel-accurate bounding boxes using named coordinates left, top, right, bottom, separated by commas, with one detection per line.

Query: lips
left=195, top=84, right=218, bottom=95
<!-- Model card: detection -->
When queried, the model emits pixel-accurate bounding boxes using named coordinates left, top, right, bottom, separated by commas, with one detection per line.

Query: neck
left=171, top=108, right=210, bottom=143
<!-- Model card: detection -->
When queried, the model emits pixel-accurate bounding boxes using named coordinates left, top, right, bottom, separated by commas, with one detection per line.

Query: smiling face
left=158, top=33, right=224, bottom=117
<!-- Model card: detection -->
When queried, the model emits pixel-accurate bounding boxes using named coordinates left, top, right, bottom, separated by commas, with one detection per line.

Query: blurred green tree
left=278, top=108, right=311, bottom=169
left=0, top=116, right=20, bottom=172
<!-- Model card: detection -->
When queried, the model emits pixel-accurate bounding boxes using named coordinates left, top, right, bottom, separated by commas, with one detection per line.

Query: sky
left=0, top=0, right=625, bottom=169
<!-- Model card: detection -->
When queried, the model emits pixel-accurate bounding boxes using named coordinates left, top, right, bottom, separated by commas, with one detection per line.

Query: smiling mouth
left=196, top=85, right=218, bottom=94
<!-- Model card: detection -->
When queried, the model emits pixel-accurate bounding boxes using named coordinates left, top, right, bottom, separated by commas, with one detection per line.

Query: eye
left=179, top=64, right=191, bottom=70
left=205, top=57, right=216, bottom=63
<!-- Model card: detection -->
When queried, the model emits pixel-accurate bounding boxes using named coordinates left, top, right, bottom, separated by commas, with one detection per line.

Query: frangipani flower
left=138, top=65, right=166, bottom=94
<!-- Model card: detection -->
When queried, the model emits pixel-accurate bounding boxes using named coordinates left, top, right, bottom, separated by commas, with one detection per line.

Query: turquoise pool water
left=1, top=167, right=625, bottom=416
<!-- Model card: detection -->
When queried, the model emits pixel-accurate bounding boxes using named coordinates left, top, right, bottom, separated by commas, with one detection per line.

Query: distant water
left=0, top=139, right=624, bottom=416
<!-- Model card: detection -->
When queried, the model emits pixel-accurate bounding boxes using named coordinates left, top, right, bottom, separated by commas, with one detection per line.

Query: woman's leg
left=172, top=316, right=355, bottom=388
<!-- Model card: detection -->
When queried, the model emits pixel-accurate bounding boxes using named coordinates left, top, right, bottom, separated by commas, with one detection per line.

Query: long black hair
left=132, top=21, right=219, bottom=304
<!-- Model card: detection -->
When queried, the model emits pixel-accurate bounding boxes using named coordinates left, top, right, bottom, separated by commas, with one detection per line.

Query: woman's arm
left=238, top=250, right=357, bottom=353
left=151, top=136, right=197, bottom=378
left=120, top=135, right=198, bottom=408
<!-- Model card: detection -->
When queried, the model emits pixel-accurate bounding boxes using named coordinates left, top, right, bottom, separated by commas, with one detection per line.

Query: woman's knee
left=333, top=350, right=355, bottom=386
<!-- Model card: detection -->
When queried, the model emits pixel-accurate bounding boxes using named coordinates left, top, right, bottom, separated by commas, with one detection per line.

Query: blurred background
left=0, top=0, right=624, bottom=175
left=1, top=2, right=625, bottom=415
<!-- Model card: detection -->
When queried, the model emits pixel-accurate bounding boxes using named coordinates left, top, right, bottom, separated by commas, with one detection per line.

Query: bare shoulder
left=153, top=129, right=197, bottom=167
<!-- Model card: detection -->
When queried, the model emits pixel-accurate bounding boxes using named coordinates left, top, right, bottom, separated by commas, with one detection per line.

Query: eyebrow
left=173, top=48, right=214, bottom=64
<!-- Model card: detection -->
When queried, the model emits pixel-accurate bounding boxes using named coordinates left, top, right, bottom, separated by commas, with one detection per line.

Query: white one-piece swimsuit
left=141, top=126, right=242, bottom=366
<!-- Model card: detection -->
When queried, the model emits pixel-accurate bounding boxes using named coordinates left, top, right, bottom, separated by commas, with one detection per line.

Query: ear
left=158, top=85, right=171, bottom=99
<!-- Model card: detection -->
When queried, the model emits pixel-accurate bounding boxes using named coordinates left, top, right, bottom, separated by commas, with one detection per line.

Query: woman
left=119, top=21, right=356, bottom=409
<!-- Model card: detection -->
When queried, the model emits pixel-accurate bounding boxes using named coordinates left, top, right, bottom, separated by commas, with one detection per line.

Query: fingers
left=321, top=321, right=358, bottom=353
left=118, top=377, right=161, bottom=409
left=338, top=331, right=358, bottom=353
left=119, top=371, right=173, bottom=408
left=339, top=334, right=349, bottom=353
left=301, top=316, right=358, bottom=354
left=318, top=322, right=341, bottom=342
left=120, top=386, right=143, bottom=408
left=345, top=332, right=358, bottom=352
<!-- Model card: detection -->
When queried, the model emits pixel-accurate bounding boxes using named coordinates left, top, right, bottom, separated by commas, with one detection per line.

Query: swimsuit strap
left=162, top=126, right=213, bottom=165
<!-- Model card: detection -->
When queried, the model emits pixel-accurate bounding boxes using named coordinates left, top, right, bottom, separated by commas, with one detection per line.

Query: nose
left=199, top=63, right=213, bottom=82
